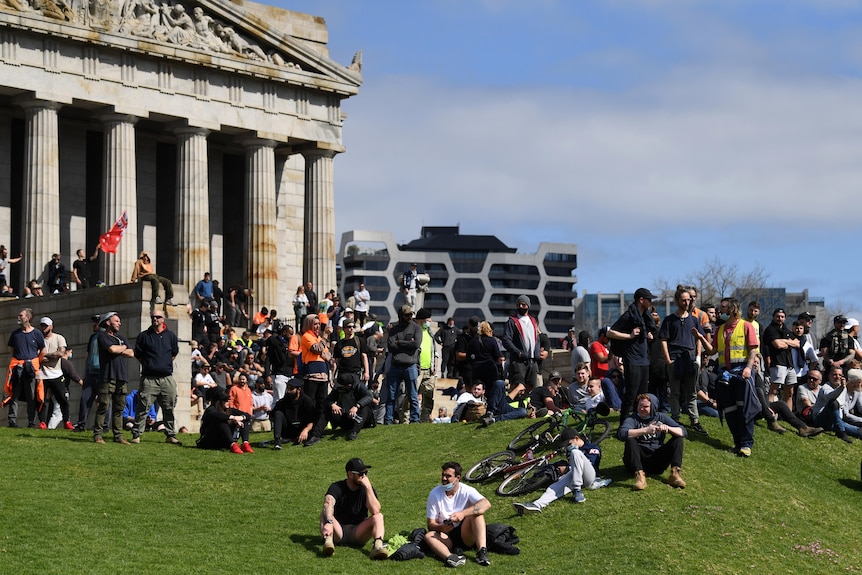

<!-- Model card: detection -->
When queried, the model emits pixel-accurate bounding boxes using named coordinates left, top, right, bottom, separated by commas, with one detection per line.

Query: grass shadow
left=290, top=533, right=325, bottom=556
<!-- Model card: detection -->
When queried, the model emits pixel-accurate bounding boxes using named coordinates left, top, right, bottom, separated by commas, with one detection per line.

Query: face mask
left=719, top=313, right=729, bottom=321
left=565, top=443, right=577, bottom=453
left=424, top=321, right=431, bottom=329
left=442, top=482, right=455, bottom=492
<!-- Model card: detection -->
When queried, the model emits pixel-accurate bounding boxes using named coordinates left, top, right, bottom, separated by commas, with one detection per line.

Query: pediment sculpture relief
left=0, top=0, right=301, bottom=69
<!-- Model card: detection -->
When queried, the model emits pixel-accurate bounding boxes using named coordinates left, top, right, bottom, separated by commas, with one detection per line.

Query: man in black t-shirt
left=529, top=370, right=566, bottom=415
left=333, top=321, right=369, bottom=383
left=320, top=458, right=388, bottom=560
left=94, top=312, right=135, bottom=444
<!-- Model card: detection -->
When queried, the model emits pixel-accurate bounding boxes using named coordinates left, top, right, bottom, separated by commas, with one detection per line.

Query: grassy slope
left=0, top=416, right=859, bottom=575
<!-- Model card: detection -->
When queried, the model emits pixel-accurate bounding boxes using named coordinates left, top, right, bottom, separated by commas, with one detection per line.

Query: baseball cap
left=286, top=378, right=303, bottom=388
left=797, top=312, right=815, bottom=321
left=99, top=311, right=118, bottom=326
left=549, top=370, right=562, bottom=381
left=634, top=287, right=656, bottom=300
left=845, top=318, right=859, bottom=330
left=560, top=427, right=580, bottom=443
left=834, top=314, right=847, bottom=324
left=39, top=317, right=53, bottom=326
left=346, top=458, right=371, bottom=473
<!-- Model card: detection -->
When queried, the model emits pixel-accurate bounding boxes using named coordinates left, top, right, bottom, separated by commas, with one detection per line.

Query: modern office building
left=338, top=226, right=578, bottom=340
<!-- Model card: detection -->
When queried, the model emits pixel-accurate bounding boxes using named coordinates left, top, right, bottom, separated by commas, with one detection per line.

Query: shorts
left=251, top=419, right=271, bottom=432
left=508, top=360, right=537, bottom=390
left=445, top=521, right=467, bottom=550
left=769, top=365, right=797, bottom=387
left=339, top=523, right=363, bottom=547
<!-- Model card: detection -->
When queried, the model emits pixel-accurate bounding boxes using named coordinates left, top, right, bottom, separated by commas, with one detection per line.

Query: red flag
left=99, top=211, right=128, bottom=254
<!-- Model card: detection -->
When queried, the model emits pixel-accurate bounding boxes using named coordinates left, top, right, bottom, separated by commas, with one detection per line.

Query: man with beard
left=501, top=295, right=541, bottom=402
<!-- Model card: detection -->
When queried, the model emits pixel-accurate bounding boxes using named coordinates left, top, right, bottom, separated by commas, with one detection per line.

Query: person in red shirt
left=589, top=327, right=610, bottom=379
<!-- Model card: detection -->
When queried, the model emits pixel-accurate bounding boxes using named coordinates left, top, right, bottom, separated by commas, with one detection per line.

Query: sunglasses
left=350, top=471, right=368, bottom=477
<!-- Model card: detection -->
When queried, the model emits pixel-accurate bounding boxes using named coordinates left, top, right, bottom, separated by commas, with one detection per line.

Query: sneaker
left=476, top=547, right=490, bottom=567
left=154, top=296, right=163, bottom=304
left=304, top=435, right=321, bottom=447
left=689, top=421, right=709, bottom=435
left=130, top=437, right=140, bottom=444
left=241, top=441, right=254, bottom=453
left=512, top=502, right=542, bottom=515
left=347, top=430, right=359, bottom=441
left=533, top=407, right=549, bottom=418
left=38, top=422, right=47, bottom=430
left=322, top=535, right=335, bottom=557
left=229, top=442, right=243, bottom=454
left=738, top=447, right=752, bottom=457
left=273, top=442, right=283, bottom=450
left=588, top=478, right=612, bottom=490
left=63, top=421, right=75, bottom=430
left=445, top=553, right=466, bottom=568
left=166, top=436, right=182, bottom=446
left=572, top=489, right=586, bottom=503
left=165, top=298, right=175, bottom=306
left=480, top=414, right=495, bottom=428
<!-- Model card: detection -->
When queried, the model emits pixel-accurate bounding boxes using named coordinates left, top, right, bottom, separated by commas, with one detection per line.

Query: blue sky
left=283, top=0, right=862, bottom=312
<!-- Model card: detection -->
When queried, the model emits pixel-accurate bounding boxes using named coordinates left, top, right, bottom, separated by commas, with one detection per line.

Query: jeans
left=486, top=380, right=528, bottom=421
left=623, top=436, right=684, bottom=474
left=621, top=364, right=649, bottom=420
left=384, top=363, right=419, bottom=424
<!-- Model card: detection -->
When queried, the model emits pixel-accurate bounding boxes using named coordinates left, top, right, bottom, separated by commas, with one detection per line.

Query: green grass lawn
left=1, top=416, right=860, bottom=575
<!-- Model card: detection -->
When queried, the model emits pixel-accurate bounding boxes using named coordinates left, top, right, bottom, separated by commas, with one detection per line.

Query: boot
left=798, top=425, right=823, bottom=437
left=668, top=466, right=686, bottom=488
left=633, top=470, right=647, bottom=491
left=767, top=420, right=787, bottom=434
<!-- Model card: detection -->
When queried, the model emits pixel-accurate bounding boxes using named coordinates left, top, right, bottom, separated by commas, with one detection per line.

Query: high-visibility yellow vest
left=717, top=320, right=749, bottom=365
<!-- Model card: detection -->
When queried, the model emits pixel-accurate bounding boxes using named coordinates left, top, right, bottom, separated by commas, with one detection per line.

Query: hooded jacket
left=616, top=393, right=687, bottom=450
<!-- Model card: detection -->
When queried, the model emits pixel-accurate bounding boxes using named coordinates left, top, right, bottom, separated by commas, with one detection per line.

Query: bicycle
left=506, top=402, right=611, bottom=454
left=464, top=446, right=566, bottom=496
left=463, top=403, right=611, bottom=486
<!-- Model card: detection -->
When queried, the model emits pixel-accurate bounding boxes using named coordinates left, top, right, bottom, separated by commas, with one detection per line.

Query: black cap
left=773, top=308, right=786, bottom=316
left=468, top=316, right=481, bottom=327
left=797, top=312, right=816, bottom=320
left=287, top=378, right=303, bottom=388
left=560, top=427, right=580, bottom=443
left=634, top=287, right=656, bottom=300
left=416, top=308, right=431, bottom=320
left=346, top=458, right=371, bottom=473
left=834, top=314, right=847, bottom=324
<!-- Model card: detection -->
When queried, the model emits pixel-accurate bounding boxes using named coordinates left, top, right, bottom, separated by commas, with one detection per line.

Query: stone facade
left=0, top=0, right=361, bottom=310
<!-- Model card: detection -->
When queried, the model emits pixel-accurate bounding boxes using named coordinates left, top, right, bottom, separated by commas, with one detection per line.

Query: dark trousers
left=272, top=410, right=304, bottom=443
left=623, top=435, right=684, bottom=474
left=302, top=377, right=329, bottom=438
left=770, top=400, right=806, bottom=429
left=76, top=373, right=99, bottom=429
left=621, top=364, right=650, bottom=420
left=8, top=366, right=38, bottom=427
left=40, top=376, right=69, bottom=425
left=197, top=421, right=248, bottom=449
left=327, top=404, right=373, bottom=434
left=440, top=346, right=455, bottom=379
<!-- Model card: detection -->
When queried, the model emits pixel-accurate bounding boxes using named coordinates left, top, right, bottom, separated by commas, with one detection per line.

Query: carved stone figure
left=348, top=50, right=362, bottom=73
left=0, top=0, right=33, bottom=12
left=119, top=0, right=159, bottom=37
left=35, top=0, right=74, bottom=20
left=220, top=25, right=268, bottom=61
left=192, top=6, right=227, bottom=52
left=161, top=3, right=196, bottom=46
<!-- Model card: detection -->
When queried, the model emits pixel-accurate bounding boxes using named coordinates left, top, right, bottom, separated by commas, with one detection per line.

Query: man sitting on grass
left=617, top=393, right=687, bottom=490
left=425, top=461, right=492, bottom=567
left=320, top=458, right=388, bottom=560
left=512, top=427, right=611, bottom=514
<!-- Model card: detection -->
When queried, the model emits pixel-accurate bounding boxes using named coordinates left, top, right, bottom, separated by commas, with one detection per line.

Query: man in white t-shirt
left=425, top=461, right=491, bottom=568
left=251, top=379, right=273, bottom=431
left=38, top=317, right=71, bottom=430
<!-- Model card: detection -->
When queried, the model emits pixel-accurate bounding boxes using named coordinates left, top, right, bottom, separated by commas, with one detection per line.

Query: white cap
left=39, top=317, right=53, bottom=326
left=845, top=318, right=859, bottom=330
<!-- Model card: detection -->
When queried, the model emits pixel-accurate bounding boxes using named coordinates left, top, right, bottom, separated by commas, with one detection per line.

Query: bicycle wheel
left=585, top=418, right=611, bottom=444
left=464, top=451, right=516, bottom=482
left=507, top=418, right=556, bottom=453
left=496, top=463, right=554, bottom=497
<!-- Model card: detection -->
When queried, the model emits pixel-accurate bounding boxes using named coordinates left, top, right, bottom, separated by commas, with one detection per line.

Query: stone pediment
left=0, top=0, right=361, bottom=94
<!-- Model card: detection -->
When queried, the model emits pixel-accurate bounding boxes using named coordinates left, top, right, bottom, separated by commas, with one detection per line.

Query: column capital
left=297, top=141, right=344, bottom=159
left=239, top=137, right=277, bottom=149
left=99, top=113, right=139, bottom=126
left=173, top=126, right=211, bottom=138
left=15, top=98, right=64, bottom=112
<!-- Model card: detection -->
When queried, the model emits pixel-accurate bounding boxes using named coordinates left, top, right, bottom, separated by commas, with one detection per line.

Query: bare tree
left=654, top=257, right=771, bottom=307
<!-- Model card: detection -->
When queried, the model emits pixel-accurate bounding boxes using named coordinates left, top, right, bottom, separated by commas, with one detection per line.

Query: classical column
left=302, top=149, right=337, bottom=294
left=21, top=100, right=61, bottom=287
left=174, top=127, right=210, bottom=290
left=100, top=114, right=138, bottom=286
left=243, top=138, right=278, bottom=308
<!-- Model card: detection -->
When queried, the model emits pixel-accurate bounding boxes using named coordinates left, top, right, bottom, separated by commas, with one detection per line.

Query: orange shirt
left=229, top=384, right=253, bottom=414
left=301, top=331, right=325, bottom=365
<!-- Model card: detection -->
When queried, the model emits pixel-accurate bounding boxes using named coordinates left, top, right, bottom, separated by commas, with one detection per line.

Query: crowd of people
left=6, top=274, right=862, bottom=566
